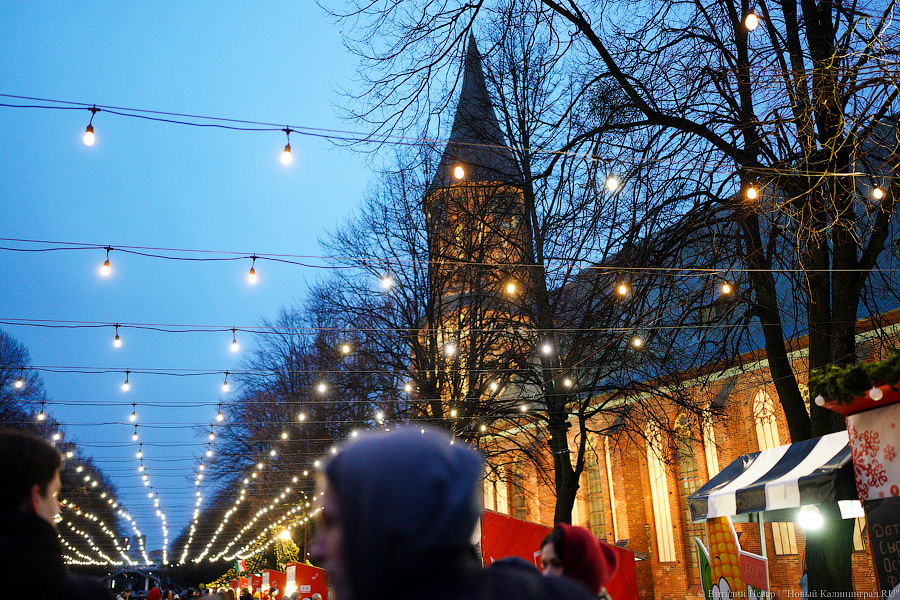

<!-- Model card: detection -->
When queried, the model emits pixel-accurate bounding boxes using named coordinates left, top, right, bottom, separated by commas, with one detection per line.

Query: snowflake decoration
left=885, top=444, right=897, bottom=463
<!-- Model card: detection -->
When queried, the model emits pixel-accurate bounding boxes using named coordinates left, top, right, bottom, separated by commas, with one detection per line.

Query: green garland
left=808, top=346, right=900, bottom=405
left=207, top=549, right=272, bottom=589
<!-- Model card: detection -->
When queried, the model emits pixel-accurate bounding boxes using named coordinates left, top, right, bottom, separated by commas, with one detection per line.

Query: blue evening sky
left=0, top=2, right=375, bottom=555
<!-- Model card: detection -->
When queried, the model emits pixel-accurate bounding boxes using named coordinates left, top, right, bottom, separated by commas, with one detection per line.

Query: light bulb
left=114, top=334, right=122, bottom=348
left=480, top=424, right=487, bottom=432
left=873, top=187, right=885, bottom=200
left=381, top=275, right=393, bottom=289
left=281, top=143, right=293, bottom=165
left=222, top=381, right=230, bottom=392
left=453, top=165, right=465, bottom=179
left=248, top=267, right=257, bottom=284
left=506, top=282, right=516, bottom=294
left=519, top=404, right=528, bottom=412
left=281, top=432, right=288, bottom=440
left=375, top=410, right=384, bottom=421
left=206, top=449, right=213, bottom=457
left=216, top=411, right=224, bottom=421
left=100, top=259, right=111, bottom=276
left=746, top=185, right=758, bottom=200
left=404, top=383, right=412, bottom=393
left=744, top=12, right=759, bottom=30
left=297, top=412, right=307, bottom=421
left=83, top=124, right=95, bottom=146
left=231, top=339, right=239, bottom=352
left=450, top=409, right=458, bottom=418
left=632, top=337, right=643, bottom=348
left=617, top=282, right=628, bottom=295
left=722, top=282, right=733, bottom=294
left=208, top=432, right=215, bottom=441
left=541, top=342, right=553, bottom=355
left=14, top=377, right=24, bottom=389
left=341, top=343, right=351, bottom=354
left=317, top=382, right=328, bottom=393
left=129, top=411, right=136, bottom=422
left=52, top=432, right=61, bottom=441
left=132, top=432, right=138, bottom=441
left=605, top=175, right=619, bottom=192
left=445, top=343, right=456, bottom=356
left=563, top=378, right=572, bottom=387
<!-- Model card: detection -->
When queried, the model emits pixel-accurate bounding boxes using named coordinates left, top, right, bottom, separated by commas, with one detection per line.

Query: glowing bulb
left=100, top=260, right=111, bottom=276
left=281, top=432, right=288, bottom=440
left=563, top=378, right=572, bottom=387
left=14, top=377, right=24, bottom=389
left=136, top=450, right=142, bottom=458
left=222, top=381, right=230, bottom=392
left=746, top=185, right=758, bottom=200
left=317, top=382, right=328, bottom=394
left=83, top=124, right=95, bottom=146
left=453, top=165, right=465, bottom=179
left=617, top=282, right=628, bottom=295
left=298, top=412, right=307, bottom=421
left=52, top=432, right=61, bottom=441
left=450, top=409, right=458, bottom=418
left=375, top=410, right=385, bottom=421
left=480, top=424, right=487, bottom=432
left=341, top=343, right=351, bottom=354
left=231, top=339, right=239, bottom=352
left=519, top=404, right=528, bottom=412
left=281, top=143, right=293, bottom=165
left=722, top=282, right=733, bottom=294
left=869, top=386, right=884, bottom=401
left=122, top=375, right=130, bottom=392
left=873, top=187, right=885, bottom=200
left=206, top=449, right=213, bottom=457
left=208, top=432, right=215, bottom=441
left=114, top=334, right=122, bottom=348
left=381, top=275, right=393, bottom=289
left=798, top=505, right=823, bottom=529
left=506, top=282, right=516, bottom=294
left=404, top=383, right=412, bottom=393
left=132, top=431, right=138, bottom=441
left=445, top=343, right=456, bottom=356
left=744, top=12, right=759, bottom=30
left=605, top=175, right=619, bottom=191
left=129, top=411, right=136, bottom=422
left=216, top=411, right=224, bottom=422
left=248, top=267, right=257, bottom=284
left=632, top=337, right=643, bottom=348
left=278, top=530, right=291, bottom=540
left=541, top=342, right=553, bottom=355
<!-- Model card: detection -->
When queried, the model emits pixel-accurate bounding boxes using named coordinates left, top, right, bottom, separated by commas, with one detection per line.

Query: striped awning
left=688, top=431, right=858, bottom=522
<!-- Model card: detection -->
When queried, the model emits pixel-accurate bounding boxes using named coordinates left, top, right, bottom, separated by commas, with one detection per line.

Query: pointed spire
left=429, top=34, right=520, bottom=191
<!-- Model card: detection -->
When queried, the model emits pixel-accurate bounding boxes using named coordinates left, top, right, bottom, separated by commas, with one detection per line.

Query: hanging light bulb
left=100, top=247, right=112, bottom=276
left=216, top=403, right=225, bottom=421
left=375, top=410, right=385, bottom=421
left=490, top=381, right=499, bottom=391
left=605, top=175, right=619, bottom=192
left=404, top=382, right=413, bottom=393
left=113, top=324, right=122, bottom=348
left=248, top=256, right=258, bottom=284
left=14, top=368, right=24, bottom=389
left=83, top=106, right=99, bottom=146
left=230, top=328, right=239, bottom=352
left=136, top=443, right=143, bottom=459
left=129, top=403, right=137, bottom=422
left=453, top=164, right=465, bottom=179
left=563, top=377, right=573, bottom=388
left=281, top=128, right=293, bottom=165
left=541, top=342, right=553, bottom=355
left=381, top=274, right=393, bottom=289
left=721, top=281, right=733, bottom=294
left=52, top=432, right=61, bottom=441
left=617, top=280, right=629, bottom=295
left=132, top=425, right=138, bottom=441
left=281, top=431, right=288, bottom=440
left=744, top=12, right=759, bottom=30
left=206, top=447, right=213, bottom=458
left=506, top=282, right=516, bottom=295
left=297, top=412, right=307, bottom=421
left=341, top=343, right=351, bottom=355
left=122, top=371, right=131, bottom=392
left=449, top=408, right=458, bottom=418
left=746, top=185, right=758, bottom=200
left=873, top=186, right=885, bottom=200
left=632, top=336, right=644, bottom=348
left=208, top=430, right=215, bottom=441
left=222, top=373, right=230, bottom=393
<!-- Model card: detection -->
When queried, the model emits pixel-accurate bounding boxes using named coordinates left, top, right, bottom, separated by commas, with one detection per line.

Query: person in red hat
left=540, top=524, right=618, bottom=598
left=147, top=588, right=162, bottom=600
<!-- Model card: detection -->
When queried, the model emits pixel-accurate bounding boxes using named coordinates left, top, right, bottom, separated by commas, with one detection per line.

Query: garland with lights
left=206, top=544, right=274, bottom=589
left=809, top=346, right=900, bottom=406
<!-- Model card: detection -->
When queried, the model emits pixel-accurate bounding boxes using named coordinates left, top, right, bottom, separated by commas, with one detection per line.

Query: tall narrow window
left=585, top=439, right=607, bottom=540
left=646, top=422, right=677, bottom=562
left=675, top=415, right=705, bottom=585
left=509, top=463, right=527, bottom=520
left=752, top=390, right=798, bottom=554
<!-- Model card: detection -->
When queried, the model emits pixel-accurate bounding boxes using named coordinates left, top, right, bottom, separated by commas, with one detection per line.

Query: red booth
left=250, top=575, right=262, bottom=595
left=261, top=569, right=287, bottom=596
left=285, top=562, right=329, bottom=600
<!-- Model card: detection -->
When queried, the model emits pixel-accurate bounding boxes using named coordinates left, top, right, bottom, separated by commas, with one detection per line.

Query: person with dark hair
left=540, top=524, right=618, bottom=599
left=310, top=427, right=595, bottom=600
left=0, top=427, right=113, bottom=598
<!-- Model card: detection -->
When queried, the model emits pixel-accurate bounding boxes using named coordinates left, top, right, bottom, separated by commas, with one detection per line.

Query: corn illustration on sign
left=695, top=516, right=768, bottom=599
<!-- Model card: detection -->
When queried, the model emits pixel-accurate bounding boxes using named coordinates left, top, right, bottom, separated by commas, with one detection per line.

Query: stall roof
left=688, top=431, right=858, bottom=522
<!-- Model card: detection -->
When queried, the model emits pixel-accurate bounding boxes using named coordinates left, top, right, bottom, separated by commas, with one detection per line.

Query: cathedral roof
left=429, top=34, right=521, bottom=192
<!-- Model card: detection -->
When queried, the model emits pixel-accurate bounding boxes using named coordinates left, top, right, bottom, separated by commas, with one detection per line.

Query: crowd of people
left=115, top=587, right=324, bottom=600
left=0, top=426, right=619, bottom=600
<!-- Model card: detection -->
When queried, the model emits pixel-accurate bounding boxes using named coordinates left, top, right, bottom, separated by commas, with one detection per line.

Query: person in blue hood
left=310, top=427, right=596, bottom=600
